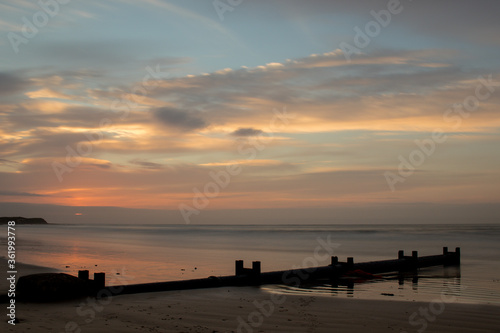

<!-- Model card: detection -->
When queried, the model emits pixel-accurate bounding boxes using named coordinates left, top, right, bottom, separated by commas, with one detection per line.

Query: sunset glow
left=1, top=1, right=499, bottom=224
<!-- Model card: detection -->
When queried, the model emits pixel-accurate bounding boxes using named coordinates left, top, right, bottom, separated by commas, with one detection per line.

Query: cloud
left=0, top=190, right=47, bottom=197
left=141, top=48, right=500, bottom=135
left=2, top=49, right=498, bottom=169
left=153, top=107, right=207, bottom=130
left=0, top=72, right=29, bottom=95
left=129, top=159, right=164, bottom=170
left=231, top=128, right=264, bottom=137
left=0, top=158, right=19, bottom=165
left=26, top=88, right=72, bottom=100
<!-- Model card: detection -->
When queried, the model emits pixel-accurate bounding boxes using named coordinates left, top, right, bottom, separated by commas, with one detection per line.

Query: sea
left=2, top=223, right=499, bottom=305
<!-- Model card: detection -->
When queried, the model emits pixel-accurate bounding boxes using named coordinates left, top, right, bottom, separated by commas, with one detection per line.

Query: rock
left=0, top=217, right=48, bottom=225
left=17, top=273, right=91, bottom=302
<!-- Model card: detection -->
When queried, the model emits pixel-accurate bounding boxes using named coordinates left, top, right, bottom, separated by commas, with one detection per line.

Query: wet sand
left=2, top=286, right=499, bottom=332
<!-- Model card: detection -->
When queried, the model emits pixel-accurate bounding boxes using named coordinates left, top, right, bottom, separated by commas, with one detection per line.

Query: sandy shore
left=2, top=286, right=499, bottom=333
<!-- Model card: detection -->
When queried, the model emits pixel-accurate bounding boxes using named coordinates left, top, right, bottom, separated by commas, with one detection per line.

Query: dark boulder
left=17, top=273, right=91, bottom=302
left=0, top=217, right=48, bottom=225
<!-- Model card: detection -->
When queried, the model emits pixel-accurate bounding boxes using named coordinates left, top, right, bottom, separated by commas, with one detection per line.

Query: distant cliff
left=0, top=217, right=48, bottom=225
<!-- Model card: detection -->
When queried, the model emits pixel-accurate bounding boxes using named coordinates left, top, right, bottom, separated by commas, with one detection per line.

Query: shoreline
left=2, top=258, right=496, bottom=306
left=1, top=259, right=498, bottom=331
left=2, top=286, right=499, bottom=332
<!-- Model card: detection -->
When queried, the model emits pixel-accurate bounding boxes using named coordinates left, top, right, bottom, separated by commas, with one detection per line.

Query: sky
left=1, top=0, right=499, bottom=224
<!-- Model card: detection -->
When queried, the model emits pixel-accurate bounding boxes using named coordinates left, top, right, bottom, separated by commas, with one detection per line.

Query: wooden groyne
left=79, top=247, right=460, bottom=297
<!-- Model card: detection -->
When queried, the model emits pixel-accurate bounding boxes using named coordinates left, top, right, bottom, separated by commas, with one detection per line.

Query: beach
left=2, top=224, right=500, bottom=331
left=2, top=286, right=499, bottom=332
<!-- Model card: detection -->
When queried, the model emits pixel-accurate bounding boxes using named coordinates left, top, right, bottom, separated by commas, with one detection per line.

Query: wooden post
left=411, top=251, right=419, bottom=270
left=347, top=257, right=354, bottom=269
left=78, top=270, right=89, bottom=281
left=235, top=260, right=244, bottom=276
left=455, top=247, right=461, bottom=264
left=398, top=250, right=404, bottom=259
left=412, top=275, right=419, bottom=286
left=251, top=261, right=261, bottom=285
left=331, top=256, right=338, bottom=266
left=94, top=272, right=105, bottom=290
left=398, top=274, right=404, bottom=285
left=347, top=280, right=354, bottom=295
left=252, top=261, right=261, bottom=275
left=443, top=247, right=452, bottom=266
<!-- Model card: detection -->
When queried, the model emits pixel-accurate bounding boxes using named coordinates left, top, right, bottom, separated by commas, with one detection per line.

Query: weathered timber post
left=455, top=247, right=461, bottom=265
left=78, top=270, right=89, bottom=281
left=252, top=261, right=261, bottom=275
left=398, top=274, right=404, bottom=285
left=251, top=261, right=261, bottom=285
left=347, top=257, right=354, bottom=269
left=235, top=260, right=244, bottom=276
left=347, top=280, right=354, bottom=295
left=443, top=247, right=453, bottom=266
left=398, top=250, right=404, bottom=260
left=94, top=272, right=105, bottom=290
left=331, top=256, right=338, bottom=266
left=412, top=251, right=419, bottom=270
left=330, top=256, right=340, bottom=279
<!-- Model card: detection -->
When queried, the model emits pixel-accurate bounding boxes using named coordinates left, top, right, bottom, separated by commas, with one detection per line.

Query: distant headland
left=0, top=217, right=48, bottom=225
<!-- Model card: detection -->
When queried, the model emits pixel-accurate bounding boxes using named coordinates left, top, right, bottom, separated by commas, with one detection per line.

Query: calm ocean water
left=2, top=224, right=499, bottom=304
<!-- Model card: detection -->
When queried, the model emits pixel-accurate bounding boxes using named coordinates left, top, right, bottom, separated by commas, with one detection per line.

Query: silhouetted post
left=347, top=257, right=354, bottom=269
left=331, top=256, right=338, bottom=266
left=251, top=261, right=261, bottom=285
left=455, top=247, right=461, bottom=264
left=412, top=275, right=419, bottom=287
left=412, top=251, right=418, bottom=269
left=252, top=261, right=261, bottom=275
left=398, top=250, right=404, bottom=260
left=397, top=250, right=406, bottom=272
left=443, top=247, right=451, bottom=265
left=94, top=273, right=105, bottom=290
left=78, top=270, right=89, bottom=281
left=329, top=256, right=340, bottom=280
left=235, top=260, right=244, bottom=276
left=347, top=281, right=354, bottom=295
